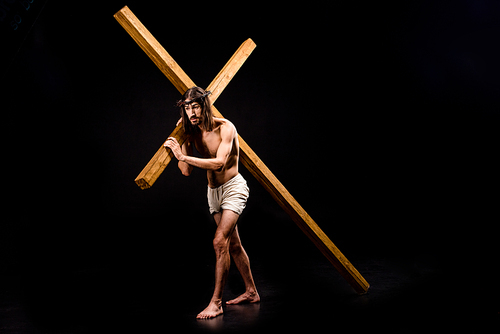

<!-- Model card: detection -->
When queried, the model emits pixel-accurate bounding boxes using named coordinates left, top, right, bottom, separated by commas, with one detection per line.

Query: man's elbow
left=211, top=160, right=225, bottom=171
left=179, top=162, right=192, bottom=176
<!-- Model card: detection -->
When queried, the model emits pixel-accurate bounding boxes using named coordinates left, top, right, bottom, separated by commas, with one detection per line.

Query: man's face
left=185, top=102, right=202, bottom=125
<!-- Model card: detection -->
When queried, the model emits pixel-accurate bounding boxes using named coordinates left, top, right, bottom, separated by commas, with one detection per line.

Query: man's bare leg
left=197, top=210, right=239, bottom=319
left=226, top=226, right=260, bottom=305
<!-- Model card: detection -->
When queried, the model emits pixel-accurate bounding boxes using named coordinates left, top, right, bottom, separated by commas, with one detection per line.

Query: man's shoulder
left=214, top=117, right=237, bottom=134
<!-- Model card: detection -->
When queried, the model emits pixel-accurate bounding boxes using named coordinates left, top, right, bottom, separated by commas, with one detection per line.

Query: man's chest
left=193, top=132, right=221, bottom=158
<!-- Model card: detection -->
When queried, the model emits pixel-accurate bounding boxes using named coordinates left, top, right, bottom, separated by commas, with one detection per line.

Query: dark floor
left=1, top=216, right=497, bottom=334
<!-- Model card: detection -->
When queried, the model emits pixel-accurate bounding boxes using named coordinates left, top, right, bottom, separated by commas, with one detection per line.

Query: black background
left=2, top=0, right=499, bottom=332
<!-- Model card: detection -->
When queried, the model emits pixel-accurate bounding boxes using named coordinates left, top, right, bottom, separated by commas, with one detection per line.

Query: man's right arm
left=178, top=140, right=193, bottom=176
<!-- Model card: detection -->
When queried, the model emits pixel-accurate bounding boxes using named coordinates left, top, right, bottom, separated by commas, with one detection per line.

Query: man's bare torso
left=191, top=118, right=239, bottom=188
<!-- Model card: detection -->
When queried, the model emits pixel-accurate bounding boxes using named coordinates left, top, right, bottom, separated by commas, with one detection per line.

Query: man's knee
left=213, top=235, right=229, bottom=254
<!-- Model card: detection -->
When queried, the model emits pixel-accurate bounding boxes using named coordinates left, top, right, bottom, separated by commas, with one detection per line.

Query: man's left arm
left=165, top=124, right=234, bottom=171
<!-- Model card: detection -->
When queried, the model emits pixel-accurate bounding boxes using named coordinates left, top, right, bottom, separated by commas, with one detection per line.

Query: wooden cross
left=114, top=6, right=369, bottom=295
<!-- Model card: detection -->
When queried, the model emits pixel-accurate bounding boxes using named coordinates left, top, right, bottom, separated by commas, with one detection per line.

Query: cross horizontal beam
left=114, top=6, right=369, bottom=294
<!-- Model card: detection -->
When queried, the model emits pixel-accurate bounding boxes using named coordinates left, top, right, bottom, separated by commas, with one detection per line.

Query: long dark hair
left=178, top=87, right=214, bottom=136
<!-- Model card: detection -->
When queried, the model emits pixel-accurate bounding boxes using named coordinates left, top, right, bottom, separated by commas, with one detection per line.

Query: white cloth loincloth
left=207, top=173, right=249, bottom=215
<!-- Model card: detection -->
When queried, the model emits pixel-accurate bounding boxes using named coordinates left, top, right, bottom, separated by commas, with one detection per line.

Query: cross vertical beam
left=114, top=6, right=369, bottom=294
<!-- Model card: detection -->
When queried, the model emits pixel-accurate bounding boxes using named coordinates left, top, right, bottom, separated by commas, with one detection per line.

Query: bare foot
left=196, top=300, right=223, bottom=319
left=226, top=291, right=260, bottom=305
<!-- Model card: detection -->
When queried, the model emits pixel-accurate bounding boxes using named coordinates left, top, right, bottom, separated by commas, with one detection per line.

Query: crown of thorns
left=176, top=91, right=212, bottom=107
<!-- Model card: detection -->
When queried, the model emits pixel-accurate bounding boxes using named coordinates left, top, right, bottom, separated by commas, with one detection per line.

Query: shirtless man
left=164, top=87, right=260, bottom=319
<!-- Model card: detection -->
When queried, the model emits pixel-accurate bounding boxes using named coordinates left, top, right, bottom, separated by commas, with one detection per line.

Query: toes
left=196, top=312, right=211, bottom=319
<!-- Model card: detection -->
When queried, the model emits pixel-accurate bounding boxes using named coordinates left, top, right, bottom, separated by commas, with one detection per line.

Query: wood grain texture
left=134, top=123, right=186, bottom=189
left=115, top=6, right=369, bottom=294
left=207, top=39, right=256, bottom=104
left=114, top=6, right=194, bottom=94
